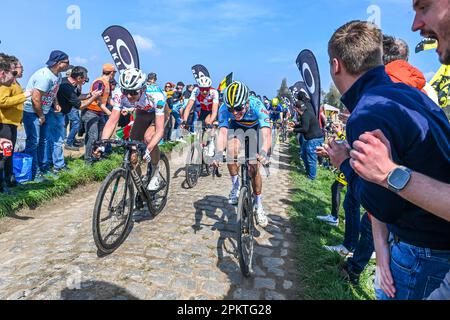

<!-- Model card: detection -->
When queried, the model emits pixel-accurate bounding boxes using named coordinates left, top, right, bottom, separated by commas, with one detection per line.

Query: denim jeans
left=346, top=213, right=374, bottom=274
left=342, top=189, right=361, bottom=251
left=376, top=240, right=450, bottom=300
left=82, top=110, right=105, bottom=163
left=300, top=137, right=324, bottom=180
left=23, top=111, right=49, bottom=177
left=47, top=110, right=66, bottom=170
left=65, top=108, right=80, bottom=146
left=172, top=110, right=182, bottom=140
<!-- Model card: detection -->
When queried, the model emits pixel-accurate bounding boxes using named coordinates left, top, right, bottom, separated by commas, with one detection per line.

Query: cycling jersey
left=189, top=87, right=219, bottom=112
left=269, top=104, right=284, bottom=122
left=112, top=84, right=166, bottom=116
left=219, top=96, right=271, bottom=129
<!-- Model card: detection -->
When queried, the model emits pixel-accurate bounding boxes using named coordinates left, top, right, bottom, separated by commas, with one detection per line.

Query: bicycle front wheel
left=93, top=168, right=134, bottom=255
left=236, top=186, right=255, bottom=277
left=185, top=144, right=201, bottom=188
left=147, top=154, right=170, bottom=216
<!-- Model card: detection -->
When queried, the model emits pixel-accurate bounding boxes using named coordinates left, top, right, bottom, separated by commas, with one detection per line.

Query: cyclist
left=269, top=97, right=284, bottom=146
left=94, top=68, right=167, bottom=191
left=181, top=76, right=219, bottom=157
left=213, top=81, right=272, bottom=228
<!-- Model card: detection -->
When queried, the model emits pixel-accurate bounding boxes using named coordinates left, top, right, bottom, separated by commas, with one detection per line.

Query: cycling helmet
left=224, top=81, right=250, bottom=111
left=120, top=68, right=147, bottom=90
left=272, top=97, right=280, bottom=107
left=197, top=76, right=212, bottom=88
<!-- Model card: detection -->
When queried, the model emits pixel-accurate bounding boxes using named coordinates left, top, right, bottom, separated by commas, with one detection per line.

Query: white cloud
left=133, top=35, right=156, bottom=51
left=73, top=57, right=88, bottom=64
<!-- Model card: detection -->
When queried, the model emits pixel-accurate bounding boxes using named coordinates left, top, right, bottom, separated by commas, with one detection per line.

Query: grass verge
left=287, top=139, right=375, bottom=300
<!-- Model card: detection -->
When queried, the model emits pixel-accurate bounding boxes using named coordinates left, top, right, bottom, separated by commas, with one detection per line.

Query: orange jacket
left=87, top=77, right=111, bottom=113
left=385, top=60, right=426, bottom=93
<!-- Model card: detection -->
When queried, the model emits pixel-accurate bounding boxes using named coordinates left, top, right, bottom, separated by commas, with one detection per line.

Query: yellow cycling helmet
left=272, top=98, right=280, bottom=107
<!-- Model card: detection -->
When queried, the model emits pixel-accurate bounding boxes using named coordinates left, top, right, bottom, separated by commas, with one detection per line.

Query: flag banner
left=102, top=26, right=140, bottom=72
left=289, top=81, right=309, bottom=103
left=218, top=72, right=233, bottom=91
left=296, top=50, right=321, bottom=116
left=430, top=65, right=450, bottom=108
left=415, top=38, right=438, bottom=53
left=192, top=64, right=211, bottom=84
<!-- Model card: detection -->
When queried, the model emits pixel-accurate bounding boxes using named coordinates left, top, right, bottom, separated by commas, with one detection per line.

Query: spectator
left=0, top=54, right=17, bottom=86
left=326, top=20, right=450, bottom=300
left=23, top=50, right=69, bottom=181
left=0, top=55, right=31, bottom=192
left=288, top=95, right=324, bottom=180
left=164, top=82, right=175, bottom=100
left=170, top=91, right=187, bottom=141
left=58, top=66, right=101, bottom=152
left=82, top=63, right=116, bottom=164
left=176, top=81, right=185, bottom=94
left=383, top=36, right=427, bottom=92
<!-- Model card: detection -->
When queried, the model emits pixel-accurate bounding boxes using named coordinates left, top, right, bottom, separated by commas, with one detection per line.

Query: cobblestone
left=0, top=143, right=298, bottom=300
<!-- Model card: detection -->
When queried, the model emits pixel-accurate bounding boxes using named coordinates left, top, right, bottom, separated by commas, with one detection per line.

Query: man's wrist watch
left=387, top=166, right=413, bottom=193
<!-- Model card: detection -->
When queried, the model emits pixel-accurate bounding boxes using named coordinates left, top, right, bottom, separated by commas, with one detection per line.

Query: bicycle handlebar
left=94, top=139, right=147, bottom=151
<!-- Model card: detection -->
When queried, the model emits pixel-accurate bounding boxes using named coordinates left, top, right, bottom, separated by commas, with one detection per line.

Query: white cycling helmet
left=119, top=68, right=147, bottom=91
left=197, top=76, right=212, bottom=88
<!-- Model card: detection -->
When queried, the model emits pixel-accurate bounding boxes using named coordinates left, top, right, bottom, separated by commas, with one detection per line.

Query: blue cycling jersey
left=219, top=96, right=271, bottom=129
left=269, top=104, right=284, bottom=122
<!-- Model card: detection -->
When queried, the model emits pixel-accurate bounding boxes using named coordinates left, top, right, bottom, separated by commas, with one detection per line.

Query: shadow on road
left=60, top=281, right=139, bottom=300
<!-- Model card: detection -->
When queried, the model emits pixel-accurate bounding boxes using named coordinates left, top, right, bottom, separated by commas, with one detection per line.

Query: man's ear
left=332, top=58, right=341, bottom=76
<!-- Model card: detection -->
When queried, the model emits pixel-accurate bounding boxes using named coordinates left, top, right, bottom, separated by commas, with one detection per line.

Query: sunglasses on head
left=121, top=89, right=140, bottom=96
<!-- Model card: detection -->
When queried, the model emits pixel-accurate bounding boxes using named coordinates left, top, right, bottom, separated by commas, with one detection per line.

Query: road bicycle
left=92, top=139, right=170, bottom=255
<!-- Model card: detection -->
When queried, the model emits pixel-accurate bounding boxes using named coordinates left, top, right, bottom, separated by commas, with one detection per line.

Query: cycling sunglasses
left=121, top=88, right=140, bottom=96
left=228, top=104, right=245, bottom=113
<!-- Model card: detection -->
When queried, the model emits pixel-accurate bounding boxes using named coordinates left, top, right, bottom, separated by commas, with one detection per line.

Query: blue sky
left=0, top=0, right=440, bottom=97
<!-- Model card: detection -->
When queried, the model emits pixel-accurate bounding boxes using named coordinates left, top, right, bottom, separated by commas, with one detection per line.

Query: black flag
left=102, top=26, right=140, bottom=72
left=296, top=50, right=321, bottom=116
left=192, top=64, right=211, bottom=83
left=289, top=81, right=309, bottom=103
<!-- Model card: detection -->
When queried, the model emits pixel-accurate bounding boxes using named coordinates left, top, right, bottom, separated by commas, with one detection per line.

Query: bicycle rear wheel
left=147, top=154, right=170, bottom=216
left=93, top=168, right=134, bottom=255
left=185, top=144, right=201, bottom=188
left=236, top=186, right=255, bottom=277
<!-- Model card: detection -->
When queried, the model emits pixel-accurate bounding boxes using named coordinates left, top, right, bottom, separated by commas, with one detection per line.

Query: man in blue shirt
left=213, top=81, right=272, bottom=228
left=324, top=20, right=450, bottom=300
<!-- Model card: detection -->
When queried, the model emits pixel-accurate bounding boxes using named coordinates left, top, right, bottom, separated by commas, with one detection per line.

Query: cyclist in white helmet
left=213, top=81, right=272, bottom=228
left=94, top=68, right=167, bottom=191
left=181, top=76, right=220, bottom=157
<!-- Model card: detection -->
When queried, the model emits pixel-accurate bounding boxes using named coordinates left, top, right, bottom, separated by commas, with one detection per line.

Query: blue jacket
left=340, top=66, right=450, bottom=250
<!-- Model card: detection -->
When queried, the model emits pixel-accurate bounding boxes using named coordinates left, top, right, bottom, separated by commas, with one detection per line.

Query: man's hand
left=257, top=150, right=270, bottom=166
left=349, top=130, right=397, bottom=187
left=0, top=138, right=13, bottom=148
left=212, top=153, right=223, bottom=168
left=92, top=89, right=103, bottom=98
left=324, top=139, right=351, bottom=168
left=38, top=116, right=45, bottom=126
left=54, top=105, right=62, bottom=113
left=315, top=146, right=329, bottom=158
left=92, top=145, right=105, bottom=159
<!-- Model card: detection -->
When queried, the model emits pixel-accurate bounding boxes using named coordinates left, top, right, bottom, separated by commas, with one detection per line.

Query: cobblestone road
left=0, top=143, right=299, bottom=300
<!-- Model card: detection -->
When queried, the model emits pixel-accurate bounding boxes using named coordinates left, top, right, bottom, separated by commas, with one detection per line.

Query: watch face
left=389, top=168, right=411, bottom=190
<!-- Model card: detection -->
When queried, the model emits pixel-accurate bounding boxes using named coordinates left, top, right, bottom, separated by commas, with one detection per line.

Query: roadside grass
left=287, top=139, right=376, bottom=300
left=0, top=139, right=186, bottom=217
